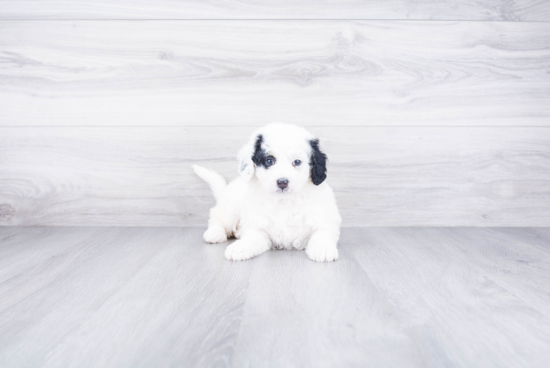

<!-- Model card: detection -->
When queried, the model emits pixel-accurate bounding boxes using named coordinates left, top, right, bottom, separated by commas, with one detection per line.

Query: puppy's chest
left=259, top=200, right=314, bottom=250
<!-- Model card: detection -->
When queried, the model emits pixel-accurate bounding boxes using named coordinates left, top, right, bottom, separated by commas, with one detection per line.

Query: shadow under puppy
left=193, top=123, right=341, bottom=262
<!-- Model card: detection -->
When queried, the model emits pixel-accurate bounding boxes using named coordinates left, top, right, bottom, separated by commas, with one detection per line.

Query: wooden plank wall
left=1, top=1, right=549, bottom=20
left=1, top=2, right=549, bottom=227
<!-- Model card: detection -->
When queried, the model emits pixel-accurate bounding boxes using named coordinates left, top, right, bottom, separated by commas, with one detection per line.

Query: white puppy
left=192, top=123, right=342, bottom=262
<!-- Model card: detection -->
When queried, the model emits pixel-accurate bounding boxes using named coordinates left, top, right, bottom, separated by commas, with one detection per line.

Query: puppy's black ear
left=309, top=139, right=327, bottom=185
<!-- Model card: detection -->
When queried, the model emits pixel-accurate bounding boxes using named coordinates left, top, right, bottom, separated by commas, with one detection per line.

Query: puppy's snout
left=277, top=178, right=289, bottom=189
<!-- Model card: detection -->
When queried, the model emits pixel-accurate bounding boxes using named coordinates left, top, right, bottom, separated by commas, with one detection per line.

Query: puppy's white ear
left=237, top=133, right=263, bottom=181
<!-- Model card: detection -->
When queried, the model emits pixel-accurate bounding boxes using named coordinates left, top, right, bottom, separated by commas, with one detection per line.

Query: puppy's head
left=237, top=123, right=327, bottom=194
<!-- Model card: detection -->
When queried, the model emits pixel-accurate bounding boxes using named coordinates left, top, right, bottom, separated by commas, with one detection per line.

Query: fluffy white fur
left=193, top=123, right=342, bottom=262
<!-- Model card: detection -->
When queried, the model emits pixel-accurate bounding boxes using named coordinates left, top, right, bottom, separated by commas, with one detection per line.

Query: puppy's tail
left=192, top=165, right=227, bottom=201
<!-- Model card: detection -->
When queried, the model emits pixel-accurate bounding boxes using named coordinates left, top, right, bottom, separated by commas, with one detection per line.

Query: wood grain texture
left=231, top=246, right=426, bottom=367
left=0, top=227, right=253, bottom=368
left=1, top=21, right=549, bottom=127
left=440, top=227, right=550, bottom=316
left=494, top=227, right=550, bottom=253
left=0, top=0, right=549, bottom=20
left=346, top=227, right=550, bottom=368
left=1, top=227, right=550, bottom=367
left=1, top=126, right=549, bottom=227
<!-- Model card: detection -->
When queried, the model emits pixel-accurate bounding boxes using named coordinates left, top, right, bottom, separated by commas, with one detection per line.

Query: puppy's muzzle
left=277, top=178, right=289, bottom=189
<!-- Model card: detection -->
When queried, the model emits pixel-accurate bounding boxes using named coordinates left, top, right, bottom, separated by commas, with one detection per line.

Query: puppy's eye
left=293, top=159, right=302, bottom=167
left=265, top=156, right=276, bottom=167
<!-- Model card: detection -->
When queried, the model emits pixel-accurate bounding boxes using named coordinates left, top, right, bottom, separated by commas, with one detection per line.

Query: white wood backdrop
left=1, top=3, right=549, bottom=227
left=1, top=21, right=550, bottom=128
left=1, top=0, right=549, bottom=20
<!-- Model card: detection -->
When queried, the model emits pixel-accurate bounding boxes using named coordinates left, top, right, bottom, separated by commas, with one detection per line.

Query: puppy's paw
left=306, top=243, right=339, bottom=262
left=203, top=226, right=227, bottom=244
left=225, top=240, right=267, bottom=261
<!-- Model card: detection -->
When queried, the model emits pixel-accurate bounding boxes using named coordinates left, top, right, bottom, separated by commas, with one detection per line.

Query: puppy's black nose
left=277, top=178, right=289, bottom=189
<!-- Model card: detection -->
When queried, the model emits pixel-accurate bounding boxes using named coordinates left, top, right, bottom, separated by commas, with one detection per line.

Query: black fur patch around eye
left=251, top=134, right=268, bottom=168
left=309, top=139, right=327, bottom=185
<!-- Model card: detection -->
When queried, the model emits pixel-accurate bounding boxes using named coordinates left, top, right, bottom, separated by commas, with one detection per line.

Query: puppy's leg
left=225, top=230, right=270, bottom=261
left=306, top=230, right=339, bottom=262
left=203, top=206, right=228, bottom=244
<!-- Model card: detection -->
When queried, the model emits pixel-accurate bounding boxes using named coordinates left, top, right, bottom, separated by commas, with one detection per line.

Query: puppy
left=192, top=123, right=342, bottom=262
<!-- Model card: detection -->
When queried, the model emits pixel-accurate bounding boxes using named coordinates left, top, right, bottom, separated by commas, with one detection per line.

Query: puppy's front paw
left=306, top=243, right=339, bottom=262
left=225, top=240, right=267, bottom=261
left=203, top=226, right=227, bottom=244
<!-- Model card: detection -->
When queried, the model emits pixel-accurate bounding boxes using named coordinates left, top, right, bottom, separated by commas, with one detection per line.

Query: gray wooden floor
left=1, top=227, right=549, bottom=367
